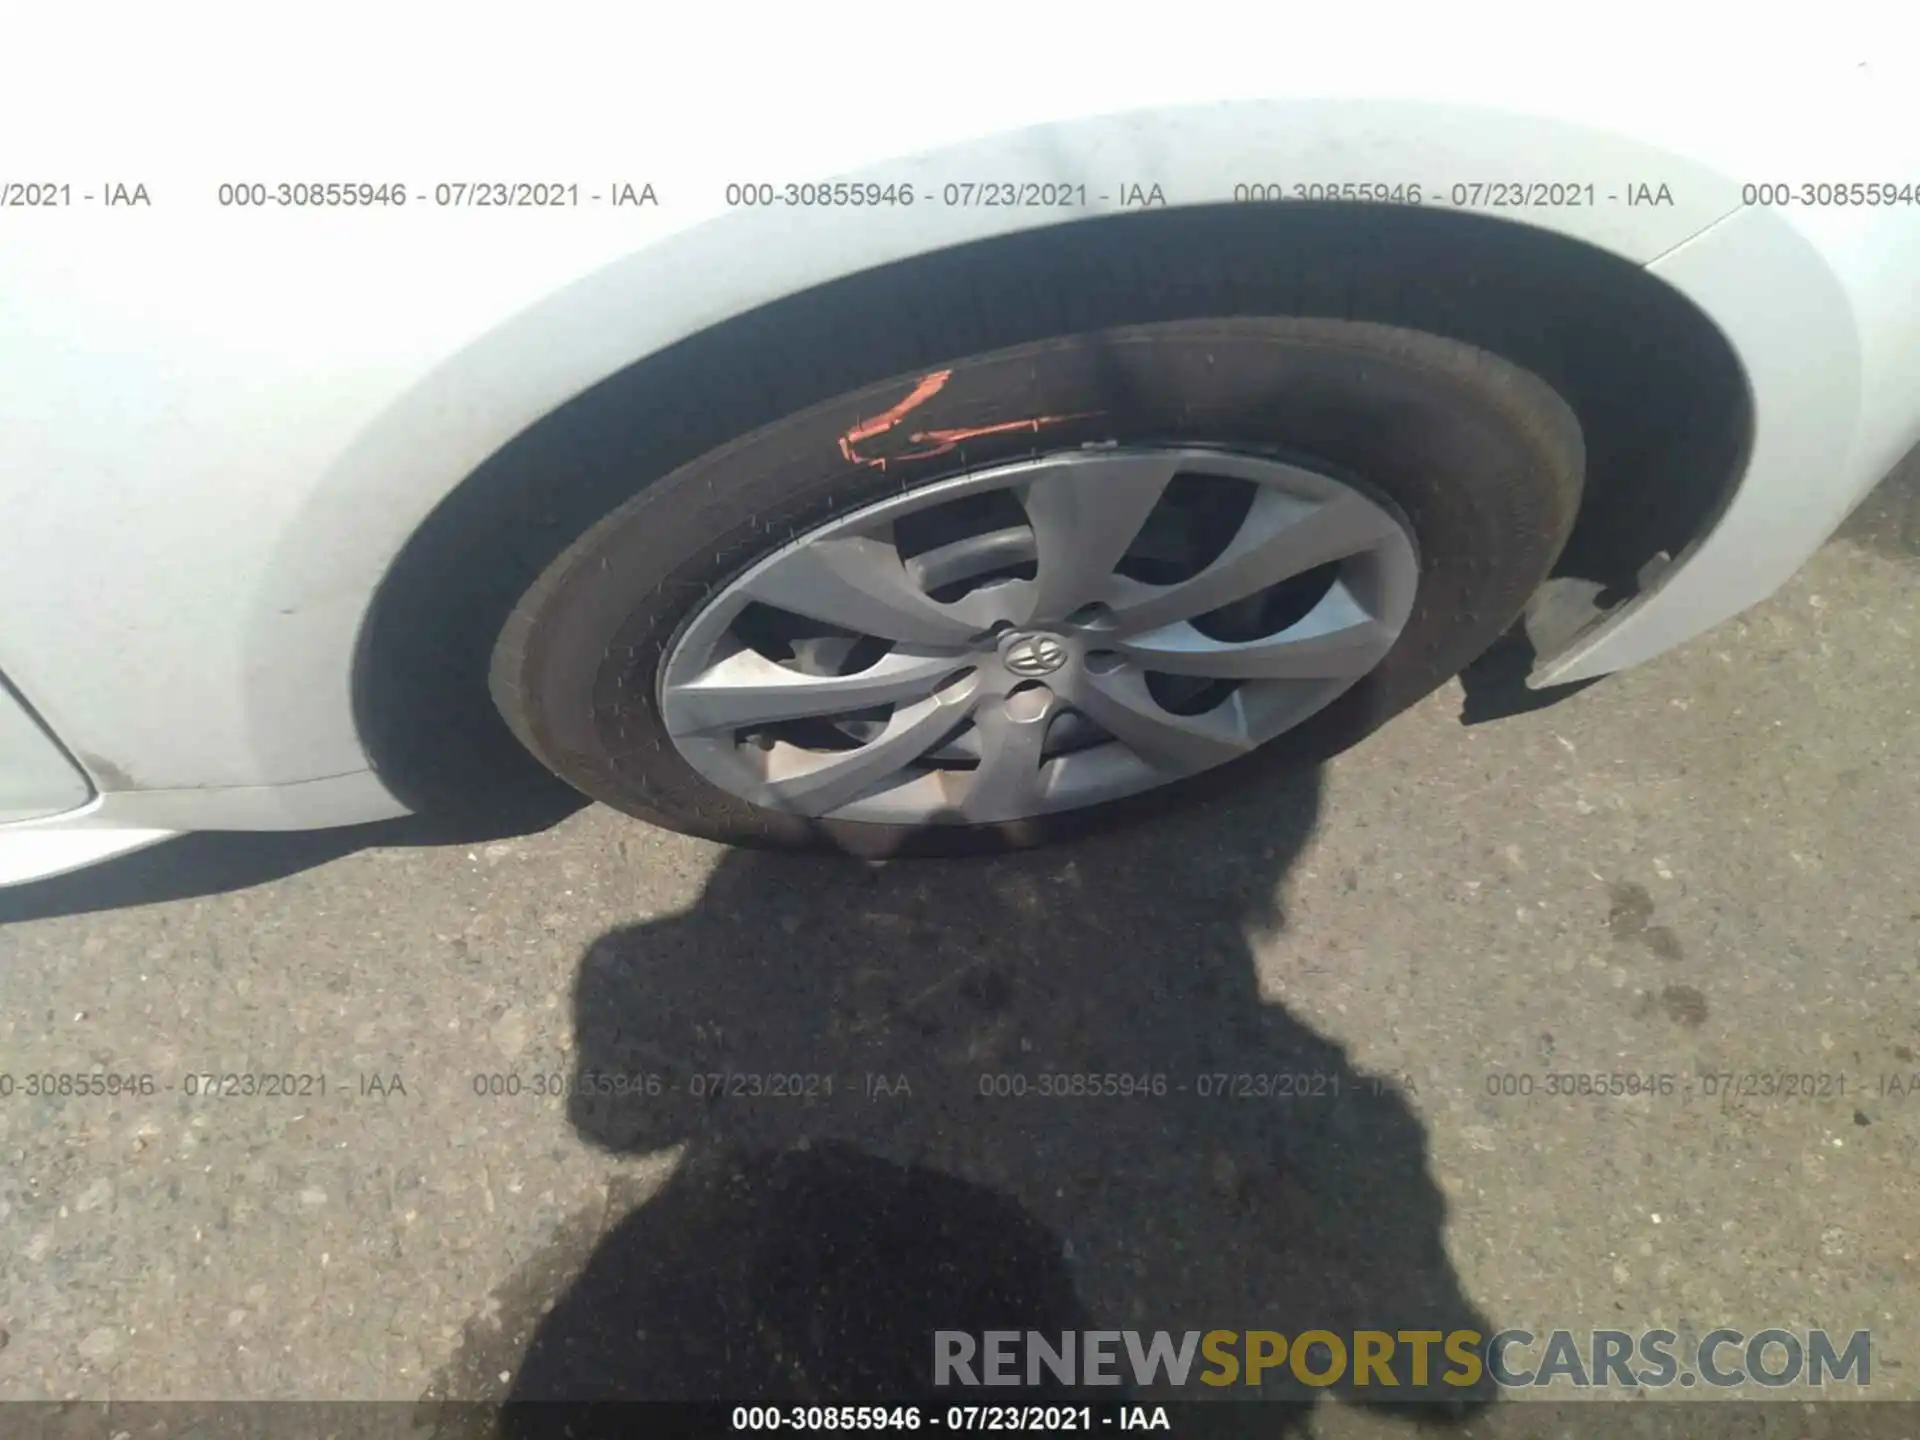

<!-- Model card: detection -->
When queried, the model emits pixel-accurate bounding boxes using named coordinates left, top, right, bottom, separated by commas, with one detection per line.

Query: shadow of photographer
left=429, top=765, right=1494, bottom=1432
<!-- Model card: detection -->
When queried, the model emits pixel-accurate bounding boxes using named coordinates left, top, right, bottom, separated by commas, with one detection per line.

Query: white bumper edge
left=0, top=803, right=176, bottom=886
left=0, top=769, right=410, bottom=890
left=1530, top=200, right=1920, bottom=687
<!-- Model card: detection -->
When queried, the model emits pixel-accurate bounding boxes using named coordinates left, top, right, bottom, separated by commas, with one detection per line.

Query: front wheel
left=489, top=317, right=1585, bottom=855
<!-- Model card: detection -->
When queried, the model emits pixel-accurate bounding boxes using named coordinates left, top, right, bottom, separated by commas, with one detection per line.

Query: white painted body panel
left=1, top=7, right=1916, bottom=882
left=1539, top=195, right=1920, bottom=684
left=0, top=682, right=90, bottom=824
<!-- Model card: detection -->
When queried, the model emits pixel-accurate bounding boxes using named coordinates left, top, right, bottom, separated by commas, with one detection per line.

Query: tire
left=489, top=317, right=1584, bottom=857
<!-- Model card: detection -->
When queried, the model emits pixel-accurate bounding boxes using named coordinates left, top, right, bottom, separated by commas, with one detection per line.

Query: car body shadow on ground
left=421, top=767, right=1498, bottom=1435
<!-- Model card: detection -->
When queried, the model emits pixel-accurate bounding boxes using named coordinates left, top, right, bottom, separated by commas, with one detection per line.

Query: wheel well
left=354, top=202, right=1751, bottom=816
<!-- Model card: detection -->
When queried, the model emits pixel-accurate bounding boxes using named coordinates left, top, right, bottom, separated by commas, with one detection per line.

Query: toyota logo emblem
left=1002, top=633, right=1070, bottom=677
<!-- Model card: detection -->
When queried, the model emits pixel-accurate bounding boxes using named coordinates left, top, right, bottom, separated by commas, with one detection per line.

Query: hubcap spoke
left=1114, top=582, right=1394, bottom=680
left=1016, top=452, right=1182, bottom=620
left=962, top=694, right=1058, bottom=821
left=762, top=691, right=975, bottom=816
left=1055, top=668, right=1256, bottom=774
left=742, top=536, right=979, bottom=646
left=1109, top=489, right=1401, bottom=634
left=662, top=646, right=967, bottom=734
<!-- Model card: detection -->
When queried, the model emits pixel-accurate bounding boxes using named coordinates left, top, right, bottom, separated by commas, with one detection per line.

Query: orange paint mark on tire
left=839, top=370, right=1104, bottom=470
left=837, top=370, right=953, bottom=465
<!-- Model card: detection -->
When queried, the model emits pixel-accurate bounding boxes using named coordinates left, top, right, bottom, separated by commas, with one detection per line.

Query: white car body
left=2, top=9, right=1917, bottom=884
